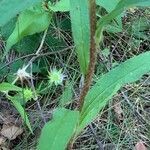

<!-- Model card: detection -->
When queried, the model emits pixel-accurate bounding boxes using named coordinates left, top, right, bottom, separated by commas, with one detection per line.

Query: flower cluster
left=48, top=68, right=65, bottom=85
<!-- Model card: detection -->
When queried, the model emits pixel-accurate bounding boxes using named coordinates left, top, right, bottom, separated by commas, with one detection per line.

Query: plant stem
left=78, top=0, right=96, bottom=112
left=24, top=28, right=48, bottom=70
left=68, top=1, right=97, bottom=149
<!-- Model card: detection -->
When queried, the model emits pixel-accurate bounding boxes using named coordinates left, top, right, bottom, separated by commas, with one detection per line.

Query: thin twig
left=0, top=46, right=73, bottom=71
left=89, top=124, right=104, bottom=150
left=11, top=29, right=48, bottom=85
left=24, top=29, right=48, bottom=70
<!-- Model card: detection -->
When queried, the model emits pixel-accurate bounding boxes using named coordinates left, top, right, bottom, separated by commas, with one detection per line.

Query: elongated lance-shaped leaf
left=8, top=96, right=33, bottom=133
left=0, top=82, right=22, bottom=92
left=0, top=83, right=32, bottom=132
left=0, top=0, right=42, bottom=26
left=38, top=108, right=79, bottom=150
left=77, top=51, right=150, bottom=133
left=96, top=0, right=119, bottom=11
left=69, top=0, right=90, bottom=75
left=96, top=0, right=122, bottom=29
left=95, top=0, right=150, bottom=45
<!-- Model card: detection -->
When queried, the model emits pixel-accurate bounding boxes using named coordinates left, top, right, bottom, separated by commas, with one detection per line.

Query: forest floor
left=0, top=7, right=150, bottom=150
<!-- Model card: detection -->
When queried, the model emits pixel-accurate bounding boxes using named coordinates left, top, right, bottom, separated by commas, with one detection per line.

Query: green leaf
left=96, top=0, right=119, bottom=12
left=78, top=51, right=150, bottom=132
left=46, top=0, right=132, bottom=13
left=8, top=96, right=33, bottom=133
left=59, top=83, right=73, bottom=106
left=137, top=1, right=150, bottom=6
left=0, top=0, right=41, bottom=26
left=13, top=88, right=34, bottom=105
left=0, top=17, right=17, bottom=39
left=96, top=0, right=150, bottom=45
left=96, top=0, right=122, bottom=30
left=48, top=0, right=70, bottom=12
left=0, top=17, right=41, bottom=54
left=0, top=82, right=22, bottom=92
left=116, top=0, right=150, bottom=7
left=14, top=34, right=41, bottom=54
left=106, top=24, right=122, bottom=33
left=38, top=108, right=79, bottom=150
left=6, top=4, right=52, bottom=50
left=69, top=0, right=90, bottom=74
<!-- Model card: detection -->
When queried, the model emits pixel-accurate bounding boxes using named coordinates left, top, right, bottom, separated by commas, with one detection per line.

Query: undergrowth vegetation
left=0, top=0, right=150, bottom=149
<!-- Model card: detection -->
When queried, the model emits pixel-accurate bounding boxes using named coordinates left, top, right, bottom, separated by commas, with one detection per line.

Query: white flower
left=15, top=66, right=32, bottom=81
left=48, top=68, right=65, bottom=85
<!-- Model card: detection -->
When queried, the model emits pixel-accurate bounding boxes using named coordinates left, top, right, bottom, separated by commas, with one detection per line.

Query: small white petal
left=15, top=66, right=32, bottom=81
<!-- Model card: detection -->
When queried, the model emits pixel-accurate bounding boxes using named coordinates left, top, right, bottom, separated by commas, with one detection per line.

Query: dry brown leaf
left=114, top=102, right=123, bottom=121
left=1, top=125, right=23, bottom=140
left=135, top=141, right=147, bottom=150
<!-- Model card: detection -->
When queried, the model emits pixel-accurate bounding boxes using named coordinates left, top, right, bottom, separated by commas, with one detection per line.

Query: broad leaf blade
left=6, top=5, right=52, bottom=50
left=69, top=0, right=90, bottom=74
left=78, top=51, right=150, bottom=132
left=0, top=82, right=22, bottom=92
left=0, top=0, right=41, bottom=26
left=38, top=108, right=79, bottom=150
left=48, top=0, right=70, bottom=12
